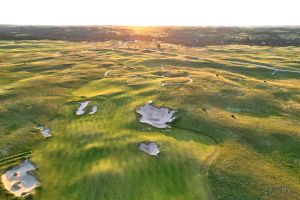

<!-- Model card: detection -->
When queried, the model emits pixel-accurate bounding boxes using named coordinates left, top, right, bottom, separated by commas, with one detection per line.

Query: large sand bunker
left=139, top=142, right=160, bottom=156
left=1, top=159, right=40, bottom=197
left=36, top=126, right=52, bottom=138
left=136, top=102, right=176, bottom=128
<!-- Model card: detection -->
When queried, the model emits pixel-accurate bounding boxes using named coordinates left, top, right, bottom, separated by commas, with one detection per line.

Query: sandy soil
left=89, top=105, right=98, bottom=114
left=136, top=102, right=176, bottom=128
left=37, top=127, right=52, bottom=138
left=139, top=142, right=160, bottom=156
left=1, top=159, right=40, bottom=197
left=76, top=101, right=90, bottom=115
left=104, top=69, right=112, bottom=77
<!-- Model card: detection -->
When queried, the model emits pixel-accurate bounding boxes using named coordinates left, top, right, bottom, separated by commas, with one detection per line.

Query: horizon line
left=1, top=24, right=300, bottom=28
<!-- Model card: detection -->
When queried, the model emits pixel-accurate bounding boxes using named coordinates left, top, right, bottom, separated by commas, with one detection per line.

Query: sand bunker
left=89, top=105, right=98, bottom=114
left=136, top=102, right=176, bottom=128
left=76, top=101, right=98, bottom=115
left=104, top=69, right=111, bottom=77
left=1, top=159, right=40, bottom=197
left=76, top=101, right=90, bottom=115
left=139, top=142, right=160, bottom=156
left=36, top=126, right=51, bottom=138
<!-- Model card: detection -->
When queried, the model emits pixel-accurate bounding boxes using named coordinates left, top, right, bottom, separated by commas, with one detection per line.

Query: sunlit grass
left=0, top=40, right=299, bottom=199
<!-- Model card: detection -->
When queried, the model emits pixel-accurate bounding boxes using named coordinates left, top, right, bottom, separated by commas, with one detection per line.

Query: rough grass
left=0, top=40, right=300, bottom=200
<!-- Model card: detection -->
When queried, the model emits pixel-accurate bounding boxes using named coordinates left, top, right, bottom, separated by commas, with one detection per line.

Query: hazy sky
left=1, top=0, right=299, bottom=26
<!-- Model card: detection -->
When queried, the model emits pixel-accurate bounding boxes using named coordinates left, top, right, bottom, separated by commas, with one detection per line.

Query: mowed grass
left=0, top=40, right=300, bottom=200
left=32, top=81, right=216, bottom=200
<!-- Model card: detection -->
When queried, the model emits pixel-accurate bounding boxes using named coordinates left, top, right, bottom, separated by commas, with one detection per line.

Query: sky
left=0, top=0, right=299, bottom=26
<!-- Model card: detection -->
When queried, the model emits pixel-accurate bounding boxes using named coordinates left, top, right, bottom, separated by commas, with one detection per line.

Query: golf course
left=0, top=39, right=300, bottom=199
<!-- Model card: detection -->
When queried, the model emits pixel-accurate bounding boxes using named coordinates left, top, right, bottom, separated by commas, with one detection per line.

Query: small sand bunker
left=76, top=101, right=90, bottom=115
left=76, top=101, right=98, bottom=115
left=36, top=126, right=51, bottom=138
left=1, top=159, right=40, bottom=197
left=104, top=69, right=112, bottom=77
left=139, top=142, right=160, bottom=156
left=89, top=105, right=98, bottom=114
left=136, top=102, right=176, bottom=128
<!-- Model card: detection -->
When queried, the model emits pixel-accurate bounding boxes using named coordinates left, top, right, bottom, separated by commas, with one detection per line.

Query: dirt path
left=104, top=69, right=112, bottom=77
left=230, top=61, right=300, bottom=74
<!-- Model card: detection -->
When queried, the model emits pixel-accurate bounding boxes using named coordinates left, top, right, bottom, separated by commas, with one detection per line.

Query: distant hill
left=0, top=25, right=300, bottom=46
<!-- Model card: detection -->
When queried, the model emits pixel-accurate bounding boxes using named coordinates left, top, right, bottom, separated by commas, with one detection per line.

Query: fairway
left=1, top=40, right=300, bottom=199
left=32, top=69, right=217, bottom=200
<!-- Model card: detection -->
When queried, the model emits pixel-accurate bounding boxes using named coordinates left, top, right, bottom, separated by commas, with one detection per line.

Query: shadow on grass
left=64, top=147, right=209, bottom=200
left=175, top=106, right=300, bottom=199
left=138, top=58, right=300, bottom=80
left=9, top=63, right=74, bottom=73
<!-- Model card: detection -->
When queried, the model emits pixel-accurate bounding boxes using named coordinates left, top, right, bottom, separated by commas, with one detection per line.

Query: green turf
left=0, top=40, right=299, bottom=200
